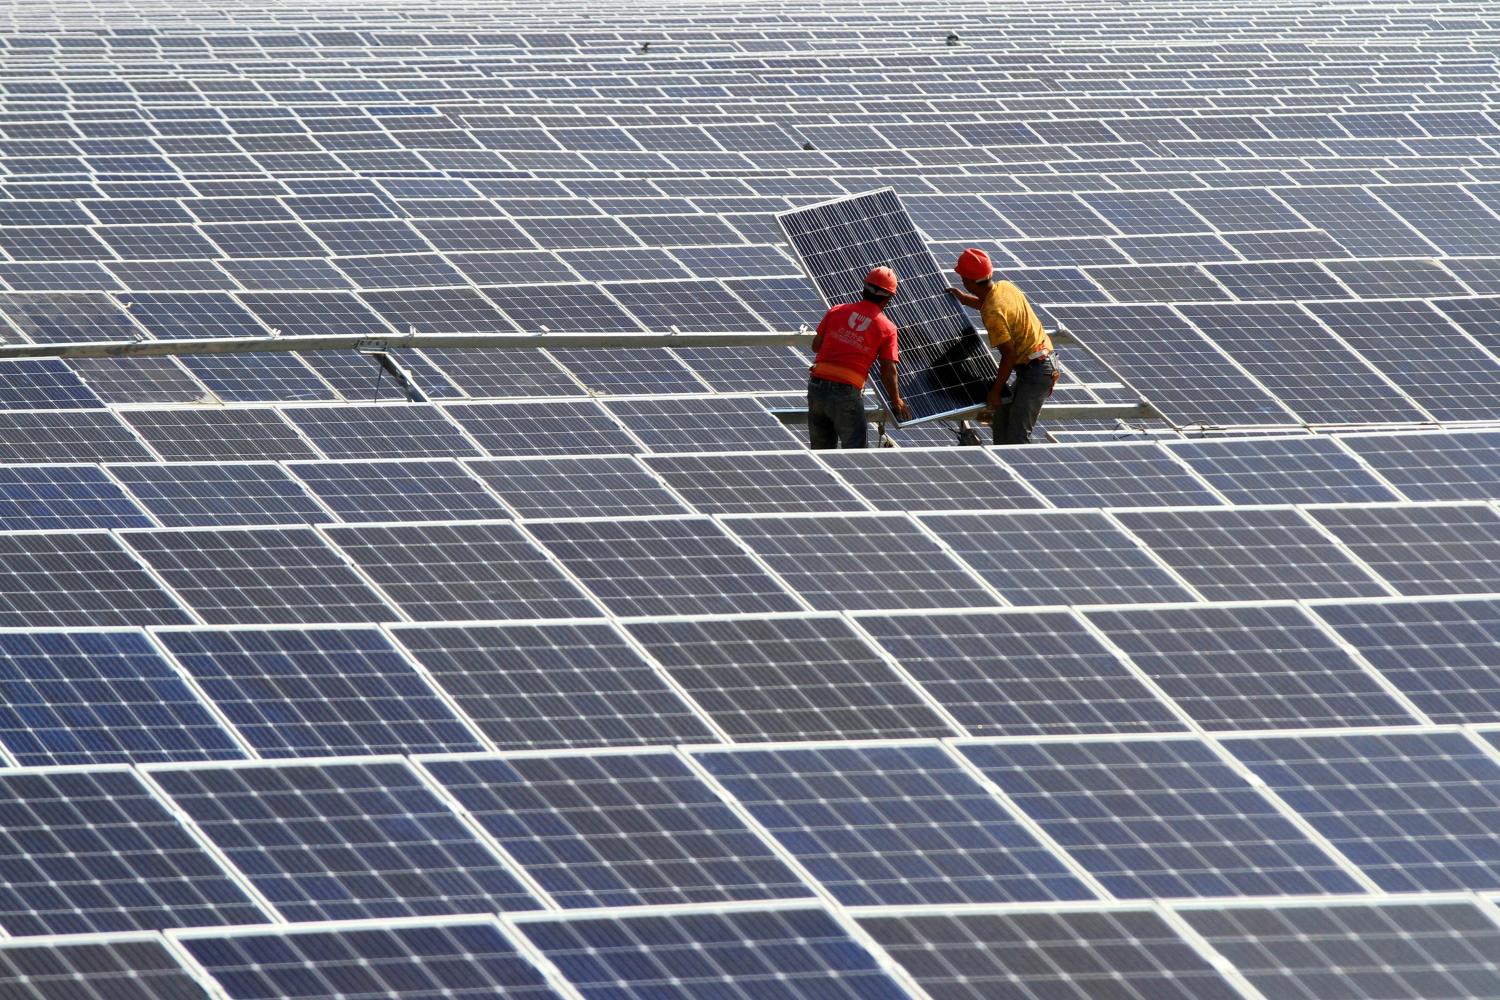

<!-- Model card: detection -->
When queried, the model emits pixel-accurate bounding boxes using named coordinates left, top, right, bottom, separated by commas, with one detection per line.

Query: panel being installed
left=723, top=513, right=1001, bottom=612
left=421, top=751, right=812, bottom=908
left=604, top=396, right=802, bottom=452
left=627, top=615, right=953, bottom=741
left=0, top=532, right=193, bottom=628
left=0, top=768, right=266, bottom=936
left=156, top=626, right=482, bottom=758
left=1165, top=435, right=1401, bottom=505
left=180, top=921, right=564, bottom=1000
left=696, top=743, right=1092, bottom=905
left=1110, top=507, right=1392, bottom=601
left=819, top=447, right=1044, bottom=511
left=323, top=521, right=601, bottom=621
left=150, top=759, right=542, bottom=922
left=1314, top=597, right=1500, bottom=724
left=109, top=462, right=331, bottom=527
left=1305, top=503, right=1500, bottom=597
left=287, top=459, right=510, bottom=522
left=0, top=629, right=242, bottom=766
left=516, top=905, right=914, bottom=1000
left=121, top=526, right=395, bottom=625
left=1339, top=429, right=1500, bottom=502
left=961, top=738, right=1365, bottom=898
left=527, top=517, right=802, bottom=618
left=1224, top=730, right=1500, bottom=892
left=641, top=451, right=865, bottom=514
left=779, top=188, right=997, bottom=424
left=0, top=937, right=214, bottom=1000
left=995, top=441, right=1223, bottom=508
left=391, top=622, right=718, bottom=750
left=1177, top=900, right=1500, bottom=999
left=467, top=455, right=690, bottom=519
left=859, top=908, right=1246, bottom=1000
left=0, top=464, right=151, bottom=530
left=919, top=511, right=1197, bottom=606
left=1085, top=603, right=1418, bottom=730
left=856, top=609, right=1186, bottom=737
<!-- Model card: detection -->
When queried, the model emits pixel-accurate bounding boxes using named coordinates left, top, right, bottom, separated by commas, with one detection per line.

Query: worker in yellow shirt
left=946, top=248, right=1055, bottom=445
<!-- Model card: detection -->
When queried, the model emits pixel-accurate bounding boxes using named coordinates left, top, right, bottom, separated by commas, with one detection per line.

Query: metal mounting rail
left=770, top=401, right=1159, bottom=426
left=0, top=331, right=814, bottom=361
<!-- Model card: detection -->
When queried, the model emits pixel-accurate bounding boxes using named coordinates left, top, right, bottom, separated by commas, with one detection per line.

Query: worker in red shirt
left=807, top=266, right=912, bottom=449
left=946, top=248, right=1055, bottom=445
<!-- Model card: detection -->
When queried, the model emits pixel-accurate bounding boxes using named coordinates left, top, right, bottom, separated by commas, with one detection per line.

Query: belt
left=809, top=361, right=866, bottom=388
left=1015, top=351, right=1052, bottom=367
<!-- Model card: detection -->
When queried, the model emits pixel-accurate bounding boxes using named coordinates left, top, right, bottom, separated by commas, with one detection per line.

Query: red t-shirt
left=810, top=301, right=899, bottom=388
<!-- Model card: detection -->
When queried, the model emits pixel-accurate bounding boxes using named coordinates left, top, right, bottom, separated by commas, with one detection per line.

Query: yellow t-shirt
left=978, top=281, right=1052, bottom=360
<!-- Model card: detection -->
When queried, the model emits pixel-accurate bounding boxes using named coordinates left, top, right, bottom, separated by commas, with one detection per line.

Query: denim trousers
left=993, top=357, right=1054, bottom=445
left=807, top=378, right=867, bottom=449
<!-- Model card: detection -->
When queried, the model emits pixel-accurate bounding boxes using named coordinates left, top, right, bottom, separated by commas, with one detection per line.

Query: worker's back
left=810, top=300, right=899, bottom=389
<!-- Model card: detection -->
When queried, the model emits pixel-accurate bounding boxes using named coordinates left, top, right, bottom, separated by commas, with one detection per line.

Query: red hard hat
left=954, top=247, right=993, bottom=282
left=863, top=266, right=899, bottom=294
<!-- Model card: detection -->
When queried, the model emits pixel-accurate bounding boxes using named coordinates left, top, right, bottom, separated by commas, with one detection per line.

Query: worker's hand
left=892, top=398, right=912, bottom=421
left=986, top=384, right=1003, bottom=410
left=944, top=286, right=961, bottom=298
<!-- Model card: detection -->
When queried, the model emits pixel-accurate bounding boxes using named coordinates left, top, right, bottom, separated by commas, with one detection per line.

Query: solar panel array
left=3, top=0, right=1500, bottom=995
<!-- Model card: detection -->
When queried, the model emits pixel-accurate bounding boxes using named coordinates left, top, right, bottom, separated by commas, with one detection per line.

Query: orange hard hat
left=954, top=247, right=993, bottom=282
left=863, top=266, right=899, bottom=294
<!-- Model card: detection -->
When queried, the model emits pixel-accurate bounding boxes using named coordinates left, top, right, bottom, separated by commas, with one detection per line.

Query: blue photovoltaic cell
left=182, top=922, right=564, bottom=1000
left=1165, top=436, right=1401, bottom=505
left=445, top=400, right=640, bottom=457
left=697, top=744, right=1093, bottom=905
left=1111, top=507, right=1391, bottom=601
left=1306, top=503, right=1500, bottom=597
left=282, top=404, right=481, bottom=460
left=422, top=752, right=812, bottom=908
left=0, top=464, right=152, bottom=530
left=0, top=768, right=266, bottom=936
left=856, top=610, right=1186, bottom=737
left=0, top=532, right=193, bottom=628
left=1339, top=430, right=1500, bottom=502
left=466, top=455, right=690, bottom=519
left=152, top=760, right=542, bottom=922
left=605, top=396, right=802, bottom=453
left=961, top=739, right=1365, bottom=898
left=108, top=462, right=331, bottom=527
left=1314, top=597, right=1500, bottom=724
left=995, top=441, right=1223, bottom=508
left=0, top=938, right=216, bottom=1000
left=156, top=627, right=483, bottom=758
left=287, top=459, right=510, bottom=522
left=1086, top=603, right=1418, bottom=730
left=641, top=451, right=864, bottom=515
left=0, top=630, right=242, bottom=766
left=0, top=360, right=104, bottom=410
left=519, top=907, right=914, bottom=1000
left=819, top=447, right=1045, bottom=512
left=1226, top=730, right=1500, bottom=892
left=919, top=510, right=1197, bottom=606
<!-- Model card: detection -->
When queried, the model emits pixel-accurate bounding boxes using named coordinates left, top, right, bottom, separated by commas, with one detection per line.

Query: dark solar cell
left=237, top=289, right=394, bottom=339
left=0, top=464, right=150, bottom=530
left=483, top=284, right=642, bottom=333
left=997, top=440, right=1222, bottom=507
left=1339, top=429, right=1500, bottom=502
left=643, top=451, right=864, bottom=514
left=119, top=291, right=268, bottom=340
left=1166, top=435, right=1401, bottom=504
left=467, top=455, right=687, bottom=518
left=1306, top=503, right=1500, bottom=597
left=0, top=939, right=215, bottom=1000
left=362, top=287, right=518, bottom=334
left=0, top=532, right=191, bottom=627
left=122, top=407, right=318, bottom=461
left=445, top=400, right=639, bottom=456
left=820, top=447, right=1044, bottom=511
left=550, top=346, right=706, bottom=395
left=605, top=396, right=801, bottom=452
left=281, top=403, right=480, bottom=459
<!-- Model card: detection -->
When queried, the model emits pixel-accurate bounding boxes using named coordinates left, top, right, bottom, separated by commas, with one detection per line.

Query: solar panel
left=287, top=459, right=509, bottom=521
left=778, top=188, right=997, bottom=424
left=1165, top=435, right=1402, bottom=504
left=391, top=621, right=717, bottom=749
left=0, top=359, right=104, bottom=409
left=918, top=510, right=1197, bottom=606
left=0, top=767, right=266, bottom=936
left=604, top=396, right=802, bottom=452
left=1110, top=507, right=1392, bottom=601
left=627, top=615, right=954, bottom=741
left=996, top=441, right=1223, bottom=508
left=416, top=347, right=580, bottom=398
left=0, top=938, right=215, bottom=1000
left=109, top=461, right=331, bottom=527
left=150, top=759, right=542, bottom=921
left=517, top=905, right=913, bottom=1000
left=421, top=751, right=812, bottom=908
left=0, top=531, right=193, bottom=627
left=1339, top=429, right=1500, bottom=502
left=696, top=743, right=1091, bottom=904
left=323, top=520, right=601, bottom=621
left=122, top=408, right=319, bottom=462
left=641, top=451, right=866, bottom=514
left=858, top=908, right=1245, bottom=1000
left=0, top=410, right=154, bottom=463
left=527, top=516, right=802, bottom=618
left=1305, top=502, right=1500, bottom=596
left=1225, top=730, right=1500, bottom=892
left=1273, top=187, right=1439, bottom=257
left=121, top=526, right=395, bottom=625
left=0, top=464, right=150, bottom=530
left=961, top=737, right=1365, bottom=897
left=156, top=626, right=483, bottom=757
left=281, top=404, right=482, bottom=459
left=179, top=921, right=564, bottom=1000
left=1178, top=900, right=1500, bottom=999
left=819, top=447, right=1045, bottom=512
left=549, top=346, right=707, bottom=395
left=465, top=455, right=687, bottom=518
left=444, top=400, right=640, bottom=456
left=856, top=609, right=1186, bottom=737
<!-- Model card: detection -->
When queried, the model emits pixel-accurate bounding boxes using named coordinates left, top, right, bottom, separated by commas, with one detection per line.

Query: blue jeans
left=808, top=378, right=867, bottom=449
left=994, top=357, right=1054, bottom=445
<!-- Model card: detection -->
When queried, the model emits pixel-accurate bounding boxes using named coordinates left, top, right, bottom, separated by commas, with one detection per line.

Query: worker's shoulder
left=993, top=278, right=1030, bottom=299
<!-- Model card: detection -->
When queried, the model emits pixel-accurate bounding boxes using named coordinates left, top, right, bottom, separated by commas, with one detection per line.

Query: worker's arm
left=946, top=286, right=980, bottom=309
left=986, top=342, right=1017, bottom=411
left=809, top=329, right=824, bottom=353
left=879, top=358, right=912, bottom=421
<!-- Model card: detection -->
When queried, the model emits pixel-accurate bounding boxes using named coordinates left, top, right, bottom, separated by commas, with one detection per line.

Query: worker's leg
left=994, top=360, right=1053, bottom=445
left=807, top=379, right=838, bottom=449
left=829, top=381, right=868, bottom=449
